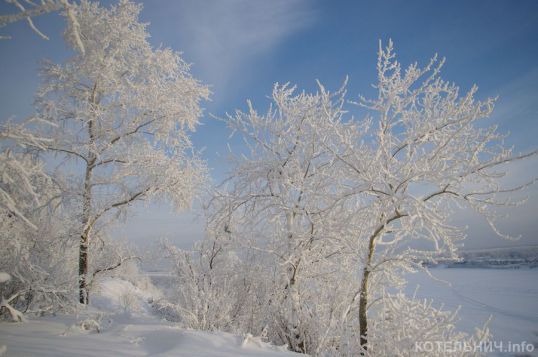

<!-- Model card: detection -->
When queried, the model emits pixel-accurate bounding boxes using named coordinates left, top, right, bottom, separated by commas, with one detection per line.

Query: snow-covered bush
left=0, top=123, right=77, bottom=319
left=365, top=292, right=490, bottom=357
left=0, top=171, right=144, bottom=319
left=0, top=206, right=144, bottom=319
left=0, top=204, right=78, bottom=319
left=156, top=237, right=242, bottom=331
left=77, top=317, right=101, bottom=334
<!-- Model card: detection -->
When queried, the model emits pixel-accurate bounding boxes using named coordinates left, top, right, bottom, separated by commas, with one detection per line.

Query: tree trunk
left=79, top=102, right=96, bottom=305
left=359, top=233, right=376, bottom=354
left=78, top=235, right=88, bottom=304
left=358, top=213, right=402, bottom=353
left=286, top=262, right=305, bottom=353
left=78, top=163, right=93, bottom=304
left=283, top=211, right=305, bottom=353
left=358, top=264, right=370, bottom=353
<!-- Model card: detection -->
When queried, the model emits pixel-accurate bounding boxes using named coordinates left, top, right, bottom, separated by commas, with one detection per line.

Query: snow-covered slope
left=0, top=278, right=297, bottom=357
left=0, top=316, right=297, bottom=356
left=2, top=269, right=537, bottom=356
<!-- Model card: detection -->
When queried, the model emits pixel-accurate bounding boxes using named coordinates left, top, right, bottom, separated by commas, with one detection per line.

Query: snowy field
left=0, top=268, right=536, bottom=356
left=406, top=268, right=538, bottom=356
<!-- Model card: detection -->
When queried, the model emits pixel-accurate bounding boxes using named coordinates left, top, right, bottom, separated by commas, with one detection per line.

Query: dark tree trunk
left=78, top=163, right=93, bottom=304
left=358, top=264, right=371, bottom=353
left=78, top=233, right=88, bottom=304
left=79, top=106, right=96, bottom=305
left=359, top=229, right=377, bottom=354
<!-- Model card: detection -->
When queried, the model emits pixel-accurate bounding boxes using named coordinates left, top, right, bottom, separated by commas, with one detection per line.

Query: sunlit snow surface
left=0, top=269, right=536, bottom=356
left=406, top=268, right=538, bottom=356
left=0, top=277, right=297, bottom=357
left=0, top=316, right=297, bottom=356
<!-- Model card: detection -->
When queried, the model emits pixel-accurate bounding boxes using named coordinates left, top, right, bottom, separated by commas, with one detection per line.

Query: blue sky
left=1, top=0, right=537, bottom=250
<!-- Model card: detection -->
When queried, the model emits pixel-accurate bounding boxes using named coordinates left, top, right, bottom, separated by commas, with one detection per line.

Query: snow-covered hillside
left=0, top=278, right=297, bottom=357
left=1, top=268, right=537, bottom=356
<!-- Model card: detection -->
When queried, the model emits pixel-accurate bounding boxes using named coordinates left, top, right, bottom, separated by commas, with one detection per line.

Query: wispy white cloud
left=170, top=0, right=317, bottom=93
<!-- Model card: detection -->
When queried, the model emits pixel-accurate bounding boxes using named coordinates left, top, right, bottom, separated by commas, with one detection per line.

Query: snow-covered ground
left=1, top=268, right=536, bottom=356
left=406, top=268, right=538, bottom=356
left=0, top=278, right=296, bottom=357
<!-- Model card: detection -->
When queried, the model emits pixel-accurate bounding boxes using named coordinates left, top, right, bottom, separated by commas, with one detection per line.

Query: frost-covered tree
left=0, top=0, right=84, bottom=53
left=207, top=41, right=536, bottom=355
left=320, top=41, right=537, bottom=352
left=208, top=83, right=360, bottom=353
left=0, top=120, right=55, bottom=229
left=30, top=0, right=209, bottom=304
left=1, top=0, right=84, bottom=230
